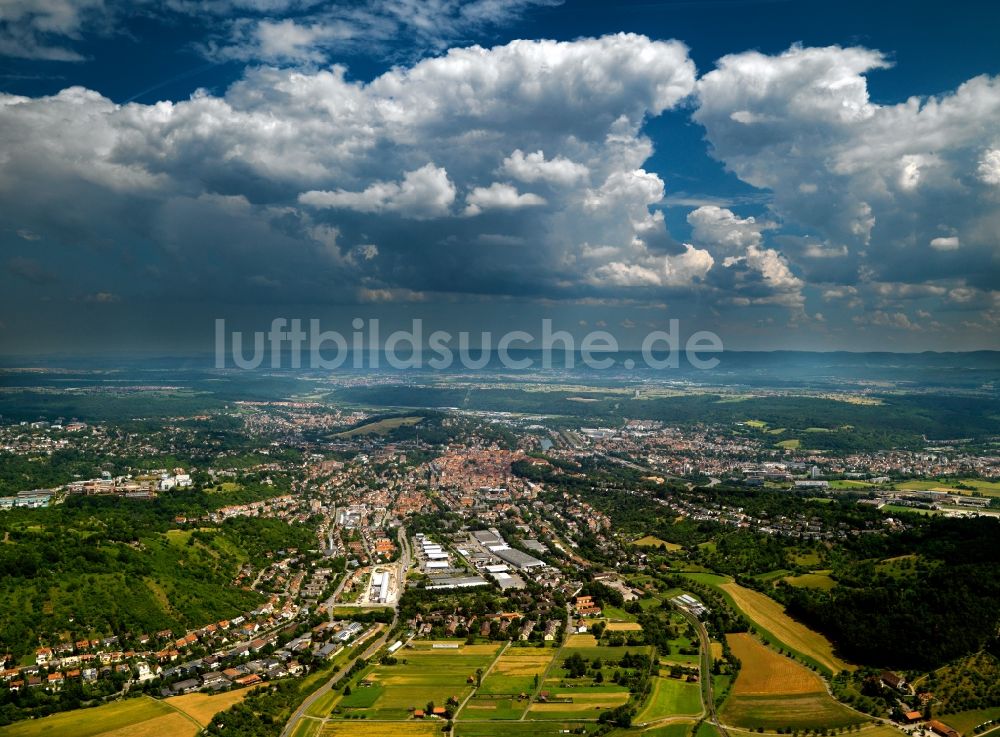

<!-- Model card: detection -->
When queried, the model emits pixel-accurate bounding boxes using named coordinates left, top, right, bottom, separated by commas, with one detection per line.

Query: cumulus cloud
left=694, top=43, right=1000, bottom=302
left=299, top=164, right=456, bottom=218
left=0, top=33, right=700, bottom=307
left=464, top=182, right=546, bottom=216
left=499, top=149, right=589, bottom=186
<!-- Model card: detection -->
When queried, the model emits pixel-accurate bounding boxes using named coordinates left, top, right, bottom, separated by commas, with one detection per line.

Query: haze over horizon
left=2, top=0, right=999, bottom=355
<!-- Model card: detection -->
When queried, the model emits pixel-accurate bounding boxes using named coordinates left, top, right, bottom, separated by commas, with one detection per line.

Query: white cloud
left=978, top=148, right=1000, bottom=186
left=929, top=236, right=960, bottom=251
left=299, top=164, right=456, bottom=218
left=687, top=205, right=769, bottom=253
left=0, top=33, right=699, bottom=305
left=463, top=182, right=546, bottom=216
left=499, top=149, right=589, bottom=186
left=694, top=43, right=1000, bottom=297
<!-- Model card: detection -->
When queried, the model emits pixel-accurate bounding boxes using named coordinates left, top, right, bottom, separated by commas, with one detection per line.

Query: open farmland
left=477, top=648, right=556, bottom=695
left=720, top=634, right=863, bottom=730
left=0, top=697, right=193, bottom=737
left=454, top=722, right=598, bottom=736
left=318, top=722, right=443, bottom=737
left=718, top=581, right=854, bottom=674
left=634, top=676, right=702, bottom=723
left=165, top=689, right=248, bottom=724
left=330, top=641, right=500, bottom=720
left=333, top=416, right=423, bottom=438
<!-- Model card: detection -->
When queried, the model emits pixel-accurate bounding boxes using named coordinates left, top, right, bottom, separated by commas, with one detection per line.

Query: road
left=678, top=606, right=731, bottom=737
left=280, top=622, right=391, bottom=737
left=283, top=525, right=409, bottom=737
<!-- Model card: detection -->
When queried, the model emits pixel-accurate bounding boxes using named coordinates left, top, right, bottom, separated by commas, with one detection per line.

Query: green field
left=329, top=641, right=500, bottom=720
left=941, top=707, right=1000, bottom=734
left=894, top=478, right=1000, bottom=497
left=644, top=723, right=697, bottom=737
left=783, top=571, right=837, bottom=590
left=634, top=677, right=702, bottom=723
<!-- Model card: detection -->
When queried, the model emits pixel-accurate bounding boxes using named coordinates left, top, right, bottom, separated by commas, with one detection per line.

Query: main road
left=282, top=524, right=410, bottom=737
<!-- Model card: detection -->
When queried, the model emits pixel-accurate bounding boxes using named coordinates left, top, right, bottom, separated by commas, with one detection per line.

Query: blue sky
left=1, top=0, right=999, bottom=354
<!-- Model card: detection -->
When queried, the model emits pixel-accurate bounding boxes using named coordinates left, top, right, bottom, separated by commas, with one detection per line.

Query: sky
left=1, top=0, right=999, bottom=355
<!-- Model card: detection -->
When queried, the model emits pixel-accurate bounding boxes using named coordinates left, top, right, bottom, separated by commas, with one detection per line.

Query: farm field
left=330, top=640, right=501, bottom=720
left=333, top=416, right=423, bottom=438
left=634, top=676, right=702, bottom=723
left=644, top=723, right=698, bottom=737
left=318, top=722, right=443, bottom=737
left=477, top=648, right=555, bottom=695
left=165, top=689, right=248, bottom=724
left=894, top=478, right=1000, bottom=497
left=453, top=721, right=597, bottom=736
left=0, top=697, right=191, bottom=737
left=720, top=634, right=863, bottom=730
left=717, top=581, right=854, bottom=674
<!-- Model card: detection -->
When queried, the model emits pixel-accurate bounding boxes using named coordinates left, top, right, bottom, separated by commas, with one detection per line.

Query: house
left=928, top=721, right=959, bottom=737
left=35, top=647, right=52, bottom=665
left=574, top=595, right=602, bottom=617
left=413, top=709, right=425, bottom=719
left=543, top=620, right=560, bottom=641
left=880, top=670, right=909, bottom=693
left=234, top=674, right=262, bottom=687
left=902, top=710, right=923, bottom=724
left=432, top=707, right=447, bottom=717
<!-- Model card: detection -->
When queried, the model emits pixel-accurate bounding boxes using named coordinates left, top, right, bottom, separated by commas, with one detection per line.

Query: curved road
left=678, top=606, right=730, bottom=737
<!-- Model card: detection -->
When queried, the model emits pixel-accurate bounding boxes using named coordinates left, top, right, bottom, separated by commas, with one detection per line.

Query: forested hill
left=0, top=495, right=315, bottom=661
left=778, top=517, right=1000, bottom=669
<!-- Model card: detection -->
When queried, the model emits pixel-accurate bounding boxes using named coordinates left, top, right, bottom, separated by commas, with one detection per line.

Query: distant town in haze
left=0, top=2, right=998, bottom=737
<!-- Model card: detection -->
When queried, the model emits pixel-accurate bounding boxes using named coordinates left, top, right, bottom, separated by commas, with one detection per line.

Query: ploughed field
left=720, top=634, right=863, bottom=730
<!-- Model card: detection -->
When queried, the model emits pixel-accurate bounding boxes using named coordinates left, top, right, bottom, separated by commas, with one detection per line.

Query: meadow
left=330, top=641, right=500, bottom=720
left=0, top=691, right=246, bottom=737
left=633, top=676, right=702, bottom=723
left=720, top=634, right=863, bottom=731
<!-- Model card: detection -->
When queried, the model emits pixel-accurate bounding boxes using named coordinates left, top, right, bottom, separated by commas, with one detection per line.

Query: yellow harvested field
left=719, top=582, right=853, bottom=673
left=530, top=694, right=629, bottom=711
left=319, top=722, right=442, bottom=737
left=605, top=622, right=643, bottom=632
left=564, top=634, right=598, bottom=647
left=97, top=712, right=196, bottom=737
left=167, top=689, right=248, bottom=725
left=492, top=650, right=555, bottom=675
left=727, top=634, right=823, bottom=696
left=710, top=642, right=724, bottom=659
